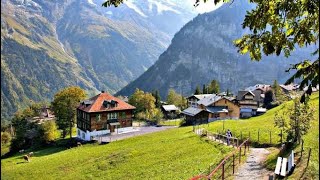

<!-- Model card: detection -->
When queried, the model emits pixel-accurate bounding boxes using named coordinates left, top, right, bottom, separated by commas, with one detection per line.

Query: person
left=228, top=129, right=232, bottom=137
left=226, top=130, right=230, bottom=145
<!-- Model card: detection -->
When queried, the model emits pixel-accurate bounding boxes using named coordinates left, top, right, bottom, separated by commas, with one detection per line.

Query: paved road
left=99, top=126, right=177, bottom=142
left=235, top=148, right=273, bottom=180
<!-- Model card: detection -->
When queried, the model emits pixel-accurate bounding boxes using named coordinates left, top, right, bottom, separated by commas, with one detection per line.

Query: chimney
left=101, top=90, right=105, bottom=93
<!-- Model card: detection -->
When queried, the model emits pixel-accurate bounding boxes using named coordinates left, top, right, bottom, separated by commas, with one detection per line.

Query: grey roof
left=236, top=90, right=261, bottom=101
left=187, top=94, right=214, bottom=100
left=162, top=105, right=179, bottom=111
left=206, top=106, right=228, bottom=113
left=181, top=107, right=203, bottom=116
left=245, top=84, right=271, bottom=92
left=197, top=94, right=221, bottom=106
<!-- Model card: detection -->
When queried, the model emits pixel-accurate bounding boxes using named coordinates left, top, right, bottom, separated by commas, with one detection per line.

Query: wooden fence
left=190, top=138, right=250, bottom=180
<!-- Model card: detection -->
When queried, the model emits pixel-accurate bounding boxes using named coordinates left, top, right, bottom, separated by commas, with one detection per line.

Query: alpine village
left=1, top=0, right=319, bottom=180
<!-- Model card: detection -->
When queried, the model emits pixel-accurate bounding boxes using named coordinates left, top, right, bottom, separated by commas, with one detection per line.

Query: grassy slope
left=1, top=127, right=232, bottom=180
left=203, top=92, right=319, bottom=179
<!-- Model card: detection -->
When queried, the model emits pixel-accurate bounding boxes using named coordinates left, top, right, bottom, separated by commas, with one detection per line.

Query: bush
left=1, top=132, right=12, bottom=145
left=40, top=121, right=59, bottom=143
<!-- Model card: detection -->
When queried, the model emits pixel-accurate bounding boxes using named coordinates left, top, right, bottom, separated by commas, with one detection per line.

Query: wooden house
left=181, top=107, right=209, bottom=125
left=187, top=94, right=213, bottom=107
left=236, top=90, right=261, bottom=118
left=197, top=95, right=240, bottom=121
left=76, top=91, right=136, bottom=141
left=161, top=105, right=179, bottom=119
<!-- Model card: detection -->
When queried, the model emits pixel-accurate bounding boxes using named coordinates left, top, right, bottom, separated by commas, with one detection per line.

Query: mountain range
left=116, top=0, right=317, bottom=98
left=1, top=0, right=199, bottom=119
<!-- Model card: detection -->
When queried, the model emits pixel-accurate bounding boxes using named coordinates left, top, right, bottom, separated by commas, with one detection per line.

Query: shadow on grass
left=1, top=138, right=100, bottom=160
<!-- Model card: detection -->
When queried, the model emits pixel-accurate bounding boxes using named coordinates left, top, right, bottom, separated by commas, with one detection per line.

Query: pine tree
left=194, top=86, right=201, bottom=95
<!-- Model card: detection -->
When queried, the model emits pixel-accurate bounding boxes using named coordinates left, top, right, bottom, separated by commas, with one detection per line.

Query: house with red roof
left=76, top=91, right=136, bottom=141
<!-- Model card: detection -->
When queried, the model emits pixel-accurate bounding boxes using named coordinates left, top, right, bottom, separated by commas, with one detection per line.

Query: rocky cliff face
left=117, top=0, right=317, bottom=98
left=1, top=0, right=197, bottom=119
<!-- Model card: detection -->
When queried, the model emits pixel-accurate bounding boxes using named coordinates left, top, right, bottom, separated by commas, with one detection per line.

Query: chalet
left=280, top=84, right=299, bottom=94
left=26, top=106, right=55, bottom=124
left=161, top=105, right=180, bottom=119
left=197, top=95, right=240, bottom=121
left=187, top=94, right=213, bottom=107
left=181, top=107, right=209, bottom=125
left=236, top=90, right=261, bottom=118
left=76, top=91, right=136, bottom=141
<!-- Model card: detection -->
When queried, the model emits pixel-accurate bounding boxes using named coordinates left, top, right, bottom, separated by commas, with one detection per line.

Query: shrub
left=40, top=121, right=59, bottom=143
left=1, top=132, right=12, bottom=145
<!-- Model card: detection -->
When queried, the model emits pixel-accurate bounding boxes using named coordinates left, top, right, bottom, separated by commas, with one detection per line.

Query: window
left=77, top=130, right=80, bottom=136
left=108, top=112, right=118, bottom=119
left=82, top=132, right=85, bottom=139
left=82, top=112, right=85, bottom=119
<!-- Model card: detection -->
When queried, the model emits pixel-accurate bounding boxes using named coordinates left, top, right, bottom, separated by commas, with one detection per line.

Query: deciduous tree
left=52, top=86, right=86, bottom=139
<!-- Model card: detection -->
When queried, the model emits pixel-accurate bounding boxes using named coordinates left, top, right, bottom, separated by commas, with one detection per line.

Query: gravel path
left=235, top=148, right=273, bottom=180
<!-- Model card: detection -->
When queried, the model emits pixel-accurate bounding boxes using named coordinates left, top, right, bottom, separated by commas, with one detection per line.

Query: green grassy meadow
left=202, top=92, right=319, bottom=179
left=159, top=119, right=183, bottom=126
left=1, top=126, right=232, bottom=180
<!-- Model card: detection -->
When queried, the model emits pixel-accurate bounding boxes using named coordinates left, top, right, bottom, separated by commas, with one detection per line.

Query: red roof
left=77, top=92, right=135, bottom=113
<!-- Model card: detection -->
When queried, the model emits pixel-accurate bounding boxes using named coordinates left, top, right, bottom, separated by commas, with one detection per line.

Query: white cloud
left=124, top=0, right=148, bottom=17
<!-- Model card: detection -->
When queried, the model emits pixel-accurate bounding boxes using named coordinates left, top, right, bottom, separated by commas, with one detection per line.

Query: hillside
left=1, top=0, right=198, bottom=119
left=1, top=92, right=318, bottom=179
left=203, top=92, right=319, bottom=179
left=117, top=0, right=318, bottom=98
left=1, top=127, right=232, bottom=179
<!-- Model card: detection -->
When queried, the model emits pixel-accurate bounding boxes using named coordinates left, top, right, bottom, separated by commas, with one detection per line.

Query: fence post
left=269, top=131, right=271, bottom=144
left=258, top=129, right=260, bottom=143
left=247, top=140, right=250, bottom=151
left=222, top=162, right=225, bottom=180
left=239, top=146, right=242, bottom=164
left=233, top=154, right=235, bottom=174
left=244, top=142, right=246, bottom=155
left=301, top=139, right=304, bottom=158
left=306, top=148, right=311, bottom=167
left=241, top=131, right=243, bottom=140
left=237, top=139, right=239, bottom=147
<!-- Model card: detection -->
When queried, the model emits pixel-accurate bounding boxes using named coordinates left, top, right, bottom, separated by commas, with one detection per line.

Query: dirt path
left=235, top=148, right=273, bottom=180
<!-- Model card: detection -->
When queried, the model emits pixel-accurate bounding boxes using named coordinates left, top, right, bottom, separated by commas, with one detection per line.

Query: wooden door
left=110, top=125, right=115, bottom=132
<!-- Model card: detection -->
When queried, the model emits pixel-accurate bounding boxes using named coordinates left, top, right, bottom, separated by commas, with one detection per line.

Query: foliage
left=40, top=121, right=59, bottom=144
left=202, top=84, right=208, bottom=94
left=231, top=0, right=319, bottom=102
left=1, top=127, right=231, bottom=179
left=194, top=85, right=201, bottom=95
left=129, top=89, right=163, bottom=122
left=208, top=79, right=220, bottom=94
left=166, top=89, right=187, bottom=109
left=1, top=132, right=12, bottom=145
left=151, top=90, right=162, bottom=108
left=274, top=97, right=315, bottom=143
left=51, top=86, right=86, bottom=139
left=286, top=98, right=315, bottom=143
left=272, top=80, right=290, bottom=104
left=263, top=90, right=275, bottom=108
